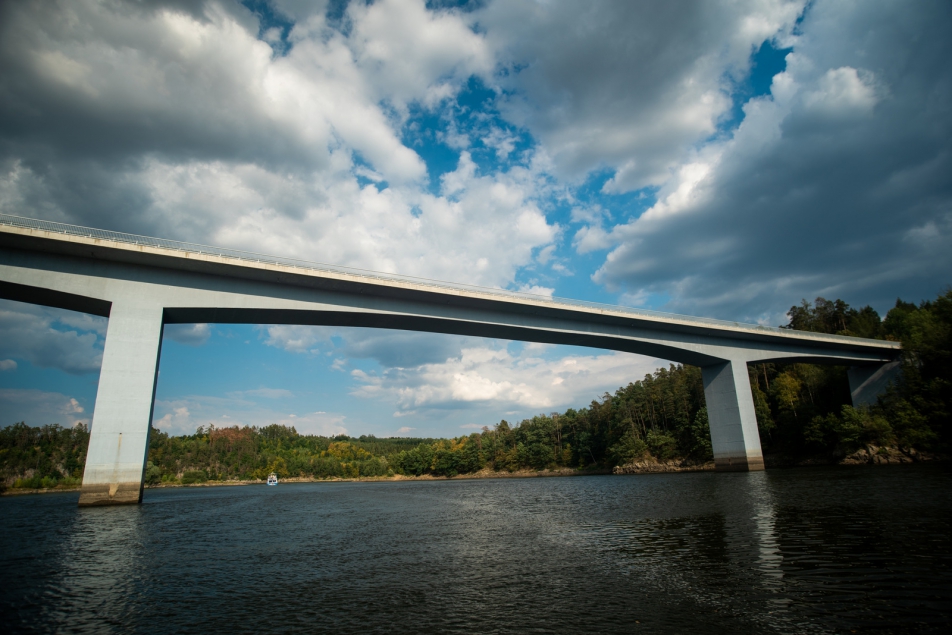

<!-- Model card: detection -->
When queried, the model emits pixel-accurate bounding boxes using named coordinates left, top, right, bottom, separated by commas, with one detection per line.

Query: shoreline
left=0, top=466, right=613, bottom=496
left=3, top=450, right=947, bottom=497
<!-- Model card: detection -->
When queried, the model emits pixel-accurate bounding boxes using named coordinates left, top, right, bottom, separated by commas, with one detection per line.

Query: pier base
left=702, top=359, right=764, bottom=472
left=78, top=301, right=163, bottom=506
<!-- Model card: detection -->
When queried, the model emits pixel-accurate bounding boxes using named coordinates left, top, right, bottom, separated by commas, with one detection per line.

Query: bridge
left=0, top=214, right=901, bottom=506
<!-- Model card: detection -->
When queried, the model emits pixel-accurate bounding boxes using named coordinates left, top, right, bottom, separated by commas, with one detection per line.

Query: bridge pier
left=78, top=301, right=163, bottom=507
left=702, top=359, right=764, bottom=472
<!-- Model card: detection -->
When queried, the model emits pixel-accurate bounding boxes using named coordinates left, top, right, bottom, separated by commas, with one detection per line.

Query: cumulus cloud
left=351, top=343, right=662, bottom=420
left=0, top=0, right=557, bottom=290
left=0, top=359, right=16, bottom=371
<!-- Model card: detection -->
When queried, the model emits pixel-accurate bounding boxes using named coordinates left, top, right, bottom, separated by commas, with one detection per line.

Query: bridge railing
left=0, top=212, right=869, bottom=339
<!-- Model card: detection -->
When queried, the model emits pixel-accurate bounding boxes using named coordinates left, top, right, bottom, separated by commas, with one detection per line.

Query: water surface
left=2, top=464, right=951, bottom=633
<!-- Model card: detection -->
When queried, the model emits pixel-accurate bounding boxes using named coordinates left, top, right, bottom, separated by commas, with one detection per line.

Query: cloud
left=347, top=0, right=493, bottom=110
left=0, top=359, right=16, bottom=371
left=261, top=325, right=489, bottom=370
left=340, top=331, right=476, bottom=368
left=0, top=0, right=556, bottom=290
left=396, top=426, right=416, bottom=434
left=164, top=323, right=211, bottom=346
left=351, top=343, right=662, bottom=420
left=0, top=388, right=89, bottom=428
left=591, top=0, right=952, bottom=319
left=477, top=0, right=806, bottom=189
left=0, top=300, right=104, bottom=374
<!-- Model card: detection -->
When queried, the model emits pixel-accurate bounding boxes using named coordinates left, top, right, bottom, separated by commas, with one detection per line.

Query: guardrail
left=0, top=212, right=892, bottom=343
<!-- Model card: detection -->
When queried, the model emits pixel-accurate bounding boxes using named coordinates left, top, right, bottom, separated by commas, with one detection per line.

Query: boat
left=267, top=472, right=278, bottom=486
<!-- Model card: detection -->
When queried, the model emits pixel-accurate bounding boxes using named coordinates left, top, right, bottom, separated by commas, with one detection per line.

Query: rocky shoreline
left=613, top=445, right=948, bottom=474
left=613, top=459, right=715, bottom=475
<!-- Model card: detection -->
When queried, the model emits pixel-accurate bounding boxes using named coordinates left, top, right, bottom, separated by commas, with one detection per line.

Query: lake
left=2, top=464, right=951, bottom=634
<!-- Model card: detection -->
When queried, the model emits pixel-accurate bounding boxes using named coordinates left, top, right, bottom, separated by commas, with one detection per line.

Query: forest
left=1, top=288, right=949, bottom=489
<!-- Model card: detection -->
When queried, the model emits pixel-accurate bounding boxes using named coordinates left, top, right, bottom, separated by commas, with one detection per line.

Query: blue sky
left=1, top=0, right=950, bottom=437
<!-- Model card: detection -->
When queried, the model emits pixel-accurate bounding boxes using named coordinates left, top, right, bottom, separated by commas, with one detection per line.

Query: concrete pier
left=702, top=360, right=764, bottom=471
left=77, top=301, right=163, bottom=506
left=0, top=216, right=902, bottom=504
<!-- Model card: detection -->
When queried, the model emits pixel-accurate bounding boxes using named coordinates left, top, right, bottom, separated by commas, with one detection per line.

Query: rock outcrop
left=613, top=458, right=715, bottom=475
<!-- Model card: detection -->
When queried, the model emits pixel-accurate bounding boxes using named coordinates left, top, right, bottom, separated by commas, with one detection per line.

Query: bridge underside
left=0, top=233, right=901, bottom=506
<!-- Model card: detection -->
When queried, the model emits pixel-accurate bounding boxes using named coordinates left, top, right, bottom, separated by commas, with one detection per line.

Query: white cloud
left=261, top=325, right=326, bottom=354
left=573, top=225, right=614, bottom=254
left=347, top=0, right=493, bottom=110
left=351, top=343, right=662, bottom=418
left=516, top=284, right=555, bottom=298
left=0, top=359, right=16, bottom=371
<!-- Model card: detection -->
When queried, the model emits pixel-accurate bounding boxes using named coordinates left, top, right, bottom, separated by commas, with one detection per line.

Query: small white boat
left=267, top=472, right=278, bottom=486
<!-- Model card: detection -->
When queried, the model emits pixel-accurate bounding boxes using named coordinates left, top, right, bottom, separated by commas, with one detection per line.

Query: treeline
left=146, top=424, right=434, bottom=483
left=1, top=289, right=948, bottom=489
left=0, top=422, right=89, bottom=490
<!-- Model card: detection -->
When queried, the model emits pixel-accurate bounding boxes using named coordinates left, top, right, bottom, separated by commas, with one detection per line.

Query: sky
left=1, top=0, right=950, bottom=438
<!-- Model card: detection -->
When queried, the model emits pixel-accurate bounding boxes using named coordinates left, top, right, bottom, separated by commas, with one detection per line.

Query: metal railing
left=0, top=212, right=896, bottom=344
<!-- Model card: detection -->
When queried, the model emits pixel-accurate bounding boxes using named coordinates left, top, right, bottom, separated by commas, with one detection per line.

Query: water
left=2, top=464, right=950, bottom=634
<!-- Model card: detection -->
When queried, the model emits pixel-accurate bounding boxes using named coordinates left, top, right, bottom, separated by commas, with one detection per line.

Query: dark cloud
left=592, top=0, right=952, bottom=320
left=0, top=300, right=104, bottom=374
left=341, top=330, right=475, bottom=368
left=478, top=0, right=804, bottom=188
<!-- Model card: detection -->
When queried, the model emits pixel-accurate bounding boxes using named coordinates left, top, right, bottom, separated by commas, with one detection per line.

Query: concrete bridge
left=0, top=214, right=901, bottom=506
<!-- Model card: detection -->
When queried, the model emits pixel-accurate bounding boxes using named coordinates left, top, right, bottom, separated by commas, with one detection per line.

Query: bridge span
left=0, top=214, right=901, bottom=505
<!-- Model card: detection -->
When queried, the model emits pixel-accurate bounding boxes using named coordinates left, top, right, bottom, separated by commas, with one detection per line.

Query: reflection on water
left=2, top=464, right=951, bottom=634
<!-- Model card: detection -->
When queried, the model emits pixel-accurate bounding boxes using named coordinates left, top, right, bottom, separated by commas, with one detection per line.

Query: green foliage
left=646, top=430, right=678, bottom=461
left=0, top=422, right=89, bottom=489
left=145, top=461, right=162, bottom=486
left=181, top=470, right=208, bottom=484
left=783, top=297, right=884, bottom=338
left=805, top=405, right=893, bottom=452
left=608, top=430, right=647, bottom=465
